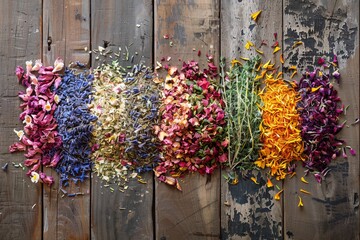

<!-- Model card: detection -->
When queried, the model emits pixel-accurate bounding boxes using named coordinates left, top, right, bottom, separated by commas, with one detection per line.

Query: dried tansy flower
left=256, top=77, right=304, bottom=180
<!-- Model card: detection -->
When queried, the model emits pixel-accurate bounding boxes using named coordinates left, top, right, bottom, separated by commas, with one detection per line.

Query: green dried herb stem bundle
left=220, top=57, right=262, bottom=180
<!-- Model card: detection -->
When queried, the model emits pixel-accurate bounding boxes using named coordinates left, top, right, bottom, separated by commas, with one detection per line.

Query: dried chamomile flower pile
left=90, top=53, right=161, bottom=189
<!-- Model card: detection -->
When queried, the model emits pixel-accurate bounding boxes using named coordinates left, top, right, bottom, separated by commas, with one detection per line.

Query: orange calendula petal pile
left=256, top=78, right=304, bottom=180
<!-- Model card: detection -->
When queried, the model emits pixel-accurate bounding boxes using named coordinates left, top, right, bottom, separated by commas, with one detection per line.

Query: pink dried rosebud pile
left=9, top=59, right=64, bottom=186
left=154, top=59, right=227, bottom=190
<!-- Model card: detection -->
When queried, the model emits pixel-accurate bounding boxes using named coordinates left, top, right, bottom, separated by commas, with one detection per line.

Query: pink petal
left=9, top=142, right=27, bottom=152
left=24, top=158, right=39, bottom=167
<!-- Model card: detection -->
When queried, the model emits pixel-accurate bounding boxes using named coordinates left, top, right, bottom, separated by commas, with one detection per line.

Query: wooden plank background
left=0, top=0, right=358, bottom=239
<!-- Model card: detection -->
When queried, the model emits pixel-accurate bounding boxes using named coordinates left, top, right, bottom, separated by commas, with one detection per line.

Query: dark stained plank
left=154, top=0, right=219, bottom=65
left=154, top=1, right=221, bottom=239
left=42, top=0, right=91, bottom=239
left=43, top=0, right=91, bottom=65
left=91, top=173, right=154, bottom=239
left=283, top=0, right=359, bottom=239
left=0, top=1, right=43, bottom=239
left=90, top=1, right=154, bottom=239
left=220, top=1, right=283, bottom=239
left=155, top=173, right=220, bottom=239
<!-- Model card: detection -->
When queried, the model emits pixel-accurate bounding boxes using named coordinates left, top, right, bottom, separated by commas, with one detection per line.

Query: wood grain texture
left=42, top=1, right=91, bottom=240
left=156, top=173, right=220, bottom=239
left=154, top=1, right=221, bottom=239
left=220, top=1, right=283, bottom=239
left=0, top=1, right=42, bottom=239
left=91, top=173, right=154, bottom=240
left=283, top=0, right=359, bottom=239
left=155, top=0, right=220, bottom=66
left=43, top=0, right=90, bottom=66
left=91, top=0, right=153, bottom=66
left=90, top=1, right=154, bottom=239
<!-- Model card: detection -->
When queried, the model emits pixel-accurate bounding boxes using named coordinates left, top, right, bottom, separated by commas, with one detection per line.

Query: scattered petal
left=290, top=71, right=297, bottom=79
left=251, top=177, right=259, bottom=184
left=280, top=54, right=284, bottom=64
left=30, top=171, right=40, bottom=183
left=300, top=189, right=311, bottom=194
left=301, top=177, right=309, bottom=184
left=292, top=41, right=303, bottom=48
left=245, top=41, right=254, bottom=50
left=14, top=129, right=24, bottom=140
left=273, top=46, right=281, bottom=53
left=251, top=10, right=262, bottom=22
left=317, top=57, right=325, bottom=66
left=231, top=59, right=242, bottom=66
left=53, top=58, right=64, bottom=72
left=255, top=48, right=264, bottom=55
left=274, top=189, right=284, bottom=200
left=298, top=196, right=304, bottom=207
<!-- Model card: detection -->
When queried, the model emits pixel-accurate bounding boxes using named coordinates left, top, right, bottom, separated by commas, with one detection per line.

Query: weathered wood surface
left=90, top=1, right=154, bottom=239
left=220, top=1, right=283, bottom=239
left=283, top=0, right=359, bottom=239
left=0, top=0, right=359, bottom=239
left=42, top=1, right=91, bottom=239
left=0, top=1, right=43, bottom=240
left=154, top=0, right=221, bottom=239
left=154, top=0, right=220, bottom=64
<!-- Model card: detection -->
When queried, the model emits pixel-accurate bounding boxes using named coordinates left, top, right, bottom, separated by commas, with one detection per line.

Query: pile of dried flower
left=90, top=58, right=160, bottom=188
left=154, top=59, right=227, bottom=190
left=296, top=56, right=355, bottom=182
left=255, top=76, right=304, bottom=180
left=9, top=59, right=64, bottom=186
left=220, top=56, right=262, bottom=183
left=54, top=68, right=97, bottom=187
left=122, top=64, right=161, bottom=173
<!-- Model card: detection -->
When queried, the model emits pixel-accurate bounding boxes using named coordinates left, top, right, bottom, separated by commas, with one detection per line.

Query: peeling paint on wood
left=221, top=172, right=282, bottom=240
left=283, top=1, right=359, bottom=239
left=155, top=0, right=220, bottom=66
left=220, top=0, right=283, bottom=239
left=0, top=1, right=359, bottom=239
left=284, top=0, right=359, bottom=69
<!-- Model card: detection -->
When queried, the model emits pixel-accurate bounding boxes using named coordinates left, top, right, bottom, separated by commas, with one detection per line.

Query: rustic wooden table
left=0, top=0, right=358, bottom=239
